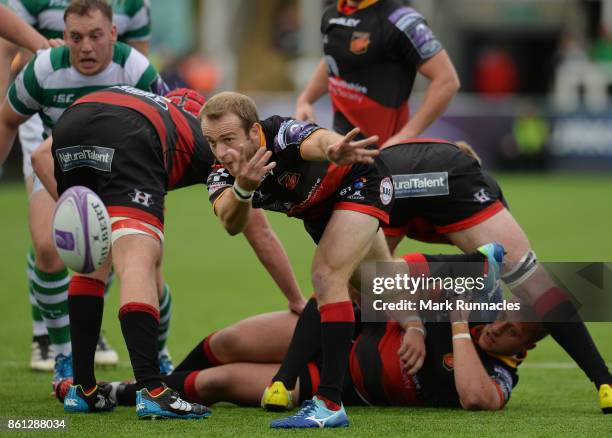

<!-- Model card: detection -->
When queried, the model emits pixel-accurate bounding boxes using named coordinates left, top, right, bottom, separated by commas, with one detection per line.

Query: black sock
left=316, top=301, right=354, bottom=407
left=119, top=303, right=162, bottom=391
left=273, top=297, right=321, bottom=389
left=536, top=287, right=612, bottom=387
left=68, top=276, right=106, bottom=390
left=174, top=333, right=220, bottom=373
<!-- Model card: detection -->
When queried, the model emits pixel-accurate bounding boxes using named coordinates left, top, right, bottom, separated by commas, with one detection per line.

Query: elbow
left=223, top=222, right=244, bottom=236
left=459, top=394, right=502, bottom=411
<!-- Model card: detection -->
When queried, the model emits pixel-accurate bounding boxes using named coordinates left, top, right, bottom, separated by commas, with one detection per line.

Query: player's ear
left=110, top=24, right=117, bottom=43
left=249, top=122, right=261, bottom=141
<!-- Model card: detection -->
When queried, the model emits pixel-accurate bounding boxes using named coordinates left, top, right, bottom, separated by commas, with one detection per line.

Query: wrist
left=232, top=182, right=254, bottom=202
left=451, top=321, right=469, bottom=336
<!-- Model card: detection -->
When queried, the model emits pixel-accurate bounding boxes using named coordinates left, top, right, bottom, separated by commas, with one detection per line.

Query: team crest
left=350, top=31, right=371, bottom=55
left=442, top=353, right=454, bottom=371
left=278, top=172, right=301, bottom=190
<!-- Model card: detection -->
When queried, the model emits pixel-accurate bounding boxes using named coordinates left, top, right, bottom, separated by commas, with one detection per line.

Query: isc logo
left=54, top=94, right=75, bottom=104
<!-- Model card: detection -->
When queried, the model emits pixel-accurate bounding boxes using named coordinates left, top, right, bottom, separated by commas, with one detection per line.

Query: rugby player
left=265, top=138, right=612, bottom=415
left=98, top=290, right=545, bottom=414
left=1, top=0, right=154, bottom=372
left=199, top=92, right=506, bottom=427
left=295, top=0, right=459, bottom=146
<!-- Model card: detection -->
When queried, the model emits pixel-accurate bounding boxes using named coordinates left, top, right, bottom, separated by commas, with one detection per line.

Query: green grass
left=0, top=172, right=611, bottom=436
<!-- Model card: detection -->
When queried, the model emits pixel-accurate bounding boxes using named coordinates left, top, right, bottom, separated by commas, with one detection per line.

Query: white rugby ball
left=52, top=186, right=111, bottom=273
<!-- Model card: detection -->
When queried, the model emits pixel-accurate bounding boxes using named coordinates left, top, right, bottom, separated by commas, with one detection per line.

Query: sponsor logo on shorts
left=350, top=31, right=370, bottom=55
left=473, top=188, right=491, bottom=203
left=54, top=229, right=75, bottom=251
left=129, top=189, right=154, bottom=208
left=393, top=172, right=449, bottom=198
left=56, top=146, right=114, bottom=172
left=380, top=177, right=394, bottom=205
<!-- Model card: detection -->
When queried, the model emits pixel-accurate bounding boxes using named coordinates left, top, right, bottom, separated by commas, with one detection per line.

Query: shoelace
left=292, top=401, right=317, bottom=418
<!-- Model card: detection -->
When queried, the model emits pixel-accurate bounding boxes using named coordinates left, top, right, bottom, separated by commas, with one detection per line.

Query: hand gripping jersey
left=322, top=0, right=443, bottom=144
left=7, top=0, right=151, bottom=41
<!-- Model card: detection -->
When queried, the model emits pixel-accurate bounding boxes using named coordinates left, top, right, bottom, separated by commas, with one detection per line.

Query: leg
left=175, top=310, right=298, bottom=372
left=447, top=208, right=612, bottom=388
left=156, top=266, right=173, bottom=374
left=29, top=188, right=72, bottom=379
left=312, top=210, right=386, bottom=406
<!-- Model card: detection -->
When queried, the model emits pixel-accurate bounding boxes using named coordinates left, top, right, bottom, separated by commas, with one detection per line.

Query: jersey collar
left=337, top=0, right=380, bottom=14
left=471, top=325, right=527, bottom=369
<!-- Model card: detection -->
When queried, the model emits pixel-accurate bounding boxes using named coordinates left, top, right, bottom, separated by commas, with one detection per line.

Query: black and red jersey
left=322, top=0, right=443, bottom=143
left=349, top=321, right=521, bottom=407
left=207, top=116, right=393, bottom=225
left=73, top=86, right=214, bottom=190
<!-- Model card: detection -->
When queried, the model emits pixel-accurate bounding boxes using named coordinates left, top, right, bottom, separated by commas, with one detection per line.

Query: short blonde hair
left=200, top=92, right=259, bottom=134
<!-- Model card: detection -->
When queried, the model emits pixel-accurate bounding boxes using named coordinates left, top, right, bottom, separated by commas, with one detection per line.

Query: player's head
left=63, top=0, right=117, bottom=75
left=478, top=319, right=546, bottom=356
left=200, top=92, right=262, bottom=169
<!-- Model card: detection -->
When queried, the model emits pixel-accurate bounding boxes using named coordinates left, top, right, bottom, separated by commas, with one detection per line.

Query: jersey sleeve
left=487, top=362, right=516, bottom=407
left=8, top=54, right=43, bottom=117
left=122, top=0, right=151, bottom=41
left=268, top=117, right=323, bottom=161
left=125, top=46, right=167, bottom=94
left=206, top=166, right=235, bottom=206
left=385, top=5, right=443, bottom=66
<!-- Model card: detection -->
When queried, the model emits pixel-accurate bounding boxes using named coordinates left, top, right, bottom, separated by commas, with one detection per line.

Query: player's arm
left=294, top=58, right=328, bottom=122
left=0, top=4, right=48, bottom=53
left=0, top=38, right=20, bottom=98
left=212, top=148, right=276, bottom=235
left=450, top=319, right=505, bottom=410
left=382, top=50, right=459, bottom=147
left=30, top=136, right=56, bottom=198
left=0, top=99, right=28, bottom=165
left=300, top=127, right=380, bottom=165
left=123, top=0, right=151, bottom=56
left=243, top=209, right=306, bottom=313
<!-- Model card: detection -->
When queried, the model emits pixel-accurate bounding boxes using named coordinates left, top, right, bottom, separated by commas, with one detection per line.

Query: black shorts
left=380, top=142, right=507, bottom=244
left=53, top=103, right=167, bottom=229
left=301, top=157, right=395, bottom=244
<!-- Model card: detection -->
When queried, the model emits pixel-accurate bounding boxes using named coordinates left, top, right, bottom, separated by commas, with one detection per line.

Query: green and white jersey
left=7, top=0, right=151, bottom=41
left=8, top=41, right=163, bottom=133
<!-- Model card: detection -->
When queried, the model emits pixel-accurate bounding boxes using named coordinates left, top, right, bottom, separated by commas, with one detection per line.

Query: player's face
left=478, top=321, right=530, bottom=356
left=202, top=113, right=260, bottom=172
left=64, top=10, right=117, bottom=75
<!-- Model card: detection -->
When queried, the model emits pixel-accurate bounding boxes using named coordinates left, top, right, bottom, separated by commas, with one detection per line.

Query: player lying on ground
left=30, top=86, right=304, bottom=419
left=263, top=139, right=612, bottom=415
left=94, top=271, right=544, bottom=413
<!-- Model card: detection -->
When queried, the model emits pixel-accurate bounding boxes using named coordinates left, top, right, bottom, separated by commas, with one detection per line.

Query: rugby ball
left=52, top=186, right=111, bottom=274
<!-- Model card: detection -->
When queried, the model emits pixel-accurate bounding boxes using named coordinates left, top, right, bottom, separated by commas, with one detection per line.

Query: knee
left=210, top=326, right=243, bottom=363
left=32, top=240, right=64, bottom=272
left=198, top=367, right=232, bottom=397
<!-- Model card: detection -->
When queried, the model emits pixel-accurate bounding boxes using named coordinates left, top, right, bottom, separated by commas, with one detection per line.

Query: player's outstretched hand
left=223, top=147, right=276, bottom=192
left=398, top=326, right=426, bottom=375
left=326, top=128, right=380, bottom=166
left=48, top=38, right=65, bottom=48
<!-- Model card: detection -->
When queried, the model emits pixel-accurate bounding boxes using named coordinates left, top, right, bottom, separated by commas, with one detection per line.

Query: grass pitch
left=0, top=173, right=611, bottom=437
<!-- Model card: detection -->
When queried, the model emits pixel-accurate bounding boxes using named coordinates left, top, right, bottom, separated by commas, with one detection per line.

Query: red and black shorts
left=380, top=142, right=508, bottom=244
left=300, top=157, right=395, bottom=244
left=53, top=103, right=166, bottom=237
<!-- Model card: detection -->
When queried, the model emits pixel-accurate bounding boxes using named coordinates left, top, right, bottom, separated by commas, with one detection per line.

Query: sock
left=68, top=276, right=105, bottom=390
left=33, top=266, right=71, bottom=357
left=173, top=332, right=221, bottom=373
left=119, top=303, right=162, bottom=391
left=316, top=300, right=354, bottom=408
left=27, top=249, right=47, bottom=337
left=158, top=283, right=172, bottom=354
left=116, top=370, right=200, bottom=406
left=534, top=287, right=612, bottom=387
left=273, top=297, right=321, bottom=389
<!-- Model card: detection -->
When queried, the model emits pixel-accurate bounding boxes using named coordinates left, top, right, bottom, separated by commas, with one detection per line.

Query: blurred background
left=4, top=0, right=612, bottom=175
